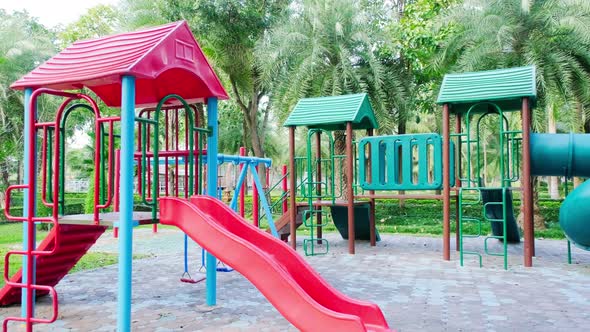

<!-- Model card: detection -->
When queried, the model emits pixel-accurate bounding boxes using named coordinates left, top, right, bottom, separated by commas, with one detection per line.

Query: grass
left=0, top=223, right=49, bottom=245
left=258, top=198, right=566, bottom=240
left=0, top=223, right=148, bottom=288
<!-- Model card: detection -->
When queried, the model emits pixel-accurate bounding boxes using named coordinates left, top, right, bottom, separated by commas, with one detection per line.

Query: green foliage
left=58, top=5, right=120, bottom=48
left=257, top=0, right=407, bottom=132
left=389, top=0, right=459, bottom=116
left=85, top=174, right=96, bottom=214
left=218, top=100, right=245, bottom=153
left=66, top=144, right=95, bottom=179
left=435, top=0, right=590, bottom=117
left=121, top=0, right=290, bottom=162
left=193, top=0, right=289, bottom=92
left=0, top=221, right=144, bottom=288
left=0, top=10, right=57, bottom=188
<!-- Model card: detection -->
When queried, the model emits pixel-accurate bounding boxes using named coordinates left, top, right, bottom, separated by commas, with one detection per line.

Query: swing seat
left=180, top=277, right=206, bottom=284
left=180, top=272, right=206, bottom=284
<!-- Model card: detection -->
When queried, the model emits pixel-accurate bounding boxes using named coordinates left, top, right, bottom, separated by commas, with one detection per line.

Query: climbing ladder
left=1, top=89, right=118, bottom=331
left=458, top=187, right=509, bottom=270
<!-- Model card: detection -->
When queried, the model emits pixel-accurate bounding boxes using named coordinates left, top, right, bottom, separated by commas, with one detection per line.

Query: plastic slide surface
left=531, top=133, right=590, bottom=250
left=560, top=179, right=590, bottom=250
left=0, top=224, right=106, bottom=306
left=159, top=196, right=391, bottom=332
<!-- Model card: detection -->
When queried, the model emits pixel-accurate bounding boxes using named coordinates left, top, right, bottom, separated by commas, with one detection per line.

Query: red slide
left=159, top=196, right=391, bottom=332
left=0, top=224, right=106, bottom=306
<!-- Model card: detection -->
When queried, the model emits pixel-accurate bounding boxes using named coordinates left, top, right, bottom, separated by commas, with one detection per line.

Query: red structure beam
left=442, top=104, right=451, bottom=261
left=289, top=127, right=297, bottom=250
left=346, top=122, right=355, bottom=254
left=522, top=97, right=534, bottom=267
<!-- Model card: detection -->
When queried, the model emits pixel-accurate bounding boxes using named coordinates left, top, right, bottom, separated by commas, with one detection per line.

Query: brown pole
left=289, top=126, right=297, bottom=250
left=346, top=122, right=355, bottom=254
left=368, top=128, right=376, bottom=246
left=455, top=114, right=462, bottom=251
left=442, top=104, right=451, bottom=260
left=315, top=131, right=322, bottom=244
left=522, top=98, right=533, bottom=267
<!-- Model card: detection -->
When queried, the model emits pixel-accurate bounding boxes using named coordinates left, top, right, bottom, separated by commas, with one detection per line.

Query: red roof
left=11, top=21, right=228, bottom=107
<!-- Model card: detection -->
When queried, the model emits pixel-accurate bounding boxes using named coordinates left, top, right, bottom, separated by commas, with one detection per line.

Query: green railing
left=135, top=94, right=209, bottom=220
left=459, top=187, right=508, bottom=270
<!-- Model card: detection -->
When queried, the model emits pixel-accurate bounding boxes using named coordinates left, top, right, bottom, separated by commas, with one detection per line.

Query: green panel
left=284, top=93, right=378, bottom=130
left=358, top=134, right=454, bottom=191
left=437, top=66, right=536, bottom=114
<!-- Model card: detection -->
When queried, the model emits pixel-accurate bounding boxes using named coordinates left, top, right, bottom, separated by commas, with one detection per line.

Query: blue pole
left=250, top=164, right=278, bottom=237
left=117, top=75, right=135, bottom=331
left=230, top=164, right=250, bottom=211
left=184, top=234, right=189, bottom=273
left=21, top=88, right=36, bottom=317
left=206, top=97, right=218, bottom=306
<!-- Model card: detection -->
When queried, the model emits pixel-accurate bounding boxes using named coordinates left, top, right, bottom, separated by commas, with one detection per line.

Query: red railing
left=2, top=88, right=116, bottom=332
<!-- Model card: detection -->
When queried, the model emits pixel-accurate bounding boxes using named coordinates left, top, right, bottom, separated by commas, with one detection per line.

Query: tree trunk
left=517, top=176, right=546, bottom=230
left=572, top=102, right=585, bottom=189
left=547, top=104, right=560, bottom=199
left=231, top=79, right=268, bottom=187
left=16, top=159, right=21, bottom=185
left=0, top=162, right=10, bottom=188
left=334, top=130, right=347, bottom=199
left=398, top=115, right=406, bottom=208
left=521, top=0, right=531, bottom=13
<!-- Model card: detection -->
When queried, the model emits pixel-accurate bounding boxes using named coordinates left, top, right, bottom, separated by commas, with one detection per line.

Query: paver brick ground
left=1, top=229, right=589, bottom=331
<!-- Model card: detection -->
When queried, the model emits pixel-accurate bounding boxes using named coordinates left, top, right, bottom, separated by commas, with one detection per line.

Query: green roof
left=437, top=66, right=536, bottom=113
left=283, top=93, right=378, bottom=130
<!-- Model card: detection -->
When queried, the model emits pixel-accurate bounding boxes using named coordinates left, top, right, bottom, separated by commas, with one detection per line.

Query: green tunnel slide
left=530, top=133, right=590, bottom=250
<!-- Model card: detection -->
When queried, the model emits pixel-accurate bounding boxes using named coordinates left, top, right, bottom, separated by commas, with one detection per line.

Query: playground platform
left=59, top=212, right=157, bottom=226
left=1, top=229, right=588, bottom=331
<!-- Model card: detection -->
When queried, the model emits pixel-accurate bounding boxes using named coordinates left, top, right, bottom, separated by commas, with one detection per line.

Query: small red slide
left=159, top=196, right=391, bottom=332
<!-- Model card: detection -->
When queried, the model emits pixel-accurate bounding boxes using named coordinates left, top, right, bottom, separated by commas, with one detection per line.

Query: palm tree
left=256, top=0, right=408, bottom=199
left=256, top=0, right=407, bottom=132
left=0, top=10, right=56, bottom=189
left=435, top=0, right=590, bottom=227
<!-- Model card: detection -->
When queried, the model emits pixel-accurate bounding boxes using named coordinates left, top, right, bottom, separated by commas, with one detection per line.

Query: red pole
left=442, top=104, right=451, bottom=261
left=455, top=114, right=462, bottom=251
left=165, top=109, right=169, bottom=197
left=367, top=128, right=376, bottom=246
left=184, top=109, right=189, bottom=198
left=114, top=149, right=120, bottom=239
left=93, top=114, right=101, bottom=222
left=239, top=147, right=246, bottom=217
left=289, top=127, right=297, bottom=249
left=522, top=97, right=533, bottom=267
left=346, top=122, right=355, bottom=254
left=147, top=110, right=151, bottom=202
left=253, top=165, right=259, bottom=227
left=282, top=164, right=288, bottom=214
left=137, top=118, right=142, bottom=195
left=175, top=108, right=180, bottom=197
left=194, top=107, right=200, bottom=194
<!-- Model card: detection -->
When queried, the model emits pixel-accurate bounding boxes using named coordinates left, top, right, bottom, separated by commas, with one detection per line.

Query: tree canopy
left=2, top=0, right=590, bottom=195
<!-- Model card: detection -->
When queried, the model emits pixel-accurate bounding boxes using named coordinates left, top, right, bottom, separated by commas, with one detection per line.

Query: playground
left=1, top=20, right=590, bottom=332
left=1, top=229, right=589, bottom=331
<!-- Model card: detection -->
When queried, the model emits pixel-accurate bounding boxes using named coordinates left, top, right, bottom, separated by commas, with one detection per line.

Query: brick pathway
left=1, top=229, right=589, bottom=331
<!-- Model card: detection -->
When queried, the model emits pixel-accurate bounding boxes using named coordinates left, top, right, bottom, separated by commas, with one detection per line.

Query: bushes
left=371, top=199, right=563, bottom=238
left=1, top=193, right=565, bottom=239
left=1, top=193, right=85, bottom=223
